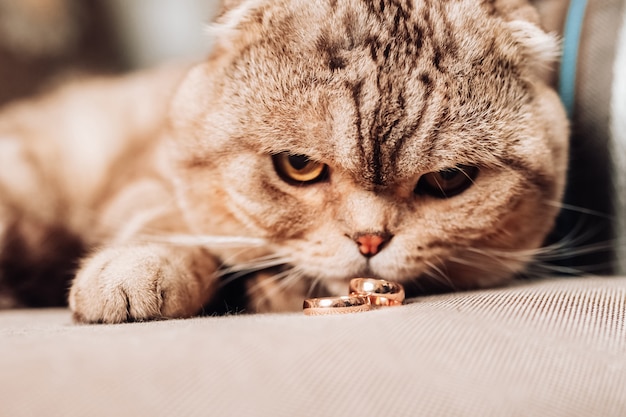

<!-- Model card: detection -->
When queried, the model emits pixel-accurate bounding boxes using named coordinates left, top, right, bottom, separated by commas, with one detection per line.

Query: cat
left=0, top=0, right=569, bottom=322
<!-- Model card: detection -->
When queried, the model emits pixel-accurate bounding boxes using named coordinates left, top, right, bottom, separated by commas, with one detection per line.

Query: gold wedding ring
left=302, top=279, right=405, bottom=315
left=303, top=295, right=372, bottom=316
left=349, top=278, right=405, bottom=307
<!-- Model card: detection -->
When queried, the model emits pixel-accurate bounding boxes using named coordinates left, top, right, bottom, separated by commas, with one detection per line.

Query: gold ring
left=303, top=295, right=371, bottom=316
left=349, top=278, right=405, bottom=307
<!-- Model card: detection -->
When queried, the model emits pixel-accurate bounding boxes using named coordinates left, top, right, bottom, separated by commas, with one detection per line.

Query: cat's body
left=0, top=0, right=568, bottom=322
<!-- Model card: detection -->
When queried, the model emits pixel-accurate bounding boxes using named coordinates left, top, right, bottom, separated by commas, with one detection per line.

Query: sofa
left=1, top=0, right=625, bottom=415
left=2, top=276, right=626, bottom=416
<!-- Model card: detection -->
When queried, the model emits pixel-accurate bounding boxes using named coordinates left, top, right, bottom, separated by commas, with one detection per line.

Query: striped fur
left=0, top=0, right=568, bottom=322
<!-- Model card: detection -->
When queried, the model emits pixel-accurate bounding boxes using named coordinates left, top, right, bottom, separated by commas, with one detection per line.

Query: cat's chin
left=318, top=270, right=415, bottom=297
left=322, top=278, right=353, bottom=296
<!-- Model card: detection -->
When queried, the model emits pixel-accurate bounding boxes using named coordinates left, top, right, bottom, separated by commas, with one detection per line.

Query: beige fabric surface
left=1, top=277, right=625, bottom=416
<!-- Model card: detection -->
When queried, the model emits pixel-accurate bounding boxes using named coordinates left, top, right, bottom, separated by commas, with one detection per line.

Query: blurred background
left=0, top=0, right=219, bottom=106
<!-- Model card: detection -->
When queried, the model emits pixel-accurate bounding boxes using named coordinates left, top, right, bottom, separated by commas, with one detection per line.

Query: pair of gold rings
left=303, top=278, right=405, bottom=316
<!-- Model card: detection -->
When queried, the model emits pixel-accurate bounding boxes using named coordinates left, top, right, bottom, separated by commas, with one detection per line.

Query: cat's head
left=167, top=0, right=568, bottom=294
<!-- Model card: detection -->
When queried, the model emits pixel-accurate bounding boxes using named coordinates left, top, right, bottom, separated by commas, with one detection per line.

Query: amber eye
left=415, top=165, right=478, bottom=198
left=272, top=153, right=328, bottom=184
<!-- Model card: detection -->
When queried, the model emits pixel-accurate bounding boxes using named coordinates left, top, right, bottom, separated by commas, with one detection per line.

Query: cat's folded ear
left=506, top=19, right=560, bottom=79
left=205, top=0, right=263, bottom=50
left=495, top=0, right=560, bottom=79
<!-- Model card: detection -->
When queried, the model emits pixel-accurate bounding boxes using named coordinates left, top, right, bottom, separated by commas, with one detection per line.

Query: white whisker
left=464, top=246, right=531, bottom=265
left=307, top=275, right=324, bottom=298
left=543, top=200, right=614, bottom=219
left=217, top=253, right=291, bottom=275
left=275, top=269, right=306, bottom=293
left=142, top=234, right=268, bottom=248
left=465, top=238, right=614, bottom=264
left=247, top=267, right=301, bottom=298
left=423, top=259, right=455, bottom=289
left=524, top=261, right=600, bottom=277
left=217, top=255, right=293, bottom=288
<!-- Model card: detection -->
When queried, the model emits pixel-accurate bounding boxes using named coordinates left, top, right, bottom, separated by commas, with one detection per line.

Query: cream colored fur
left=0, top=0, right=568, bottom=322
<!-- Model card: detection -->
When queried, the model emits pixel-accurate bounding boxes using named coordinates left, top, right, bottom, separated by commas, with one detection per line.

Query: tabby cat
left=0, top=0, right=568, bottom=322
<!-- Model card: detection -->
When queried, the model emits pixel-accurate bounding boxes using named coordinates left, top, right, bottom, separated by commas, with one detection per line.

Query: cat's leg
left=0, top=135, right=79, bottom=307
left=69, top=243, right=219, bottom=323
left=68, top=180, right=220, bottom=323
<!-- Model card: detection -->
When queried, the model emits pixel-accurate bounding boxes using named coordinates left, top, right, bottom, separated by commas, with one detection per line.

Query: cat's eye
left=415, top=165, right=478, bottom=198
left=272, top=153, right=328, bottom=184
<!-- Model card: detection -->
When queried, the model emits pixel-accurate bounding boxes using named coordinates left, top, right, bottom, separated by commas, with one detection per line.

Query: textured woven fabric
left=1, top=277, right=625, bottom=417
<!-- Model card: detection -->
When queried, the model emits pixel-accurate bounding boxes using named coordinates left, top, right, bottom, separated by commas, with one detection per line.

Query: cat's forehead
left=219, top=0, right=535, bottom=185
left=230, top=0, right=517, bottom=74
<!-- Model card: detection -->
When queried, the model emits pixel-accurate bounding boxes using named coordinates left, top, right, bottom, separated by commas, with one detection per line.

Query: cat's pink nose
left=354, top=233, right=392, bottom=257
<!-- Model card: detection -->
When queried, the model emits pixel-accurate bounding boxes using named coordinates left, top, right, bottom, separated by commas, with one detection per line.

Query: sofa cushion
left=1, top=276, right=625, bottom=416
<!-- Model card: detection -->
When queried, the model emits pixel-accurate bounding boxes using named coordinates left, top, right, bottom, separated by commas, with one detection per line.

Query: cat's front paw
left=69, top=245, right=216, bottom=323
